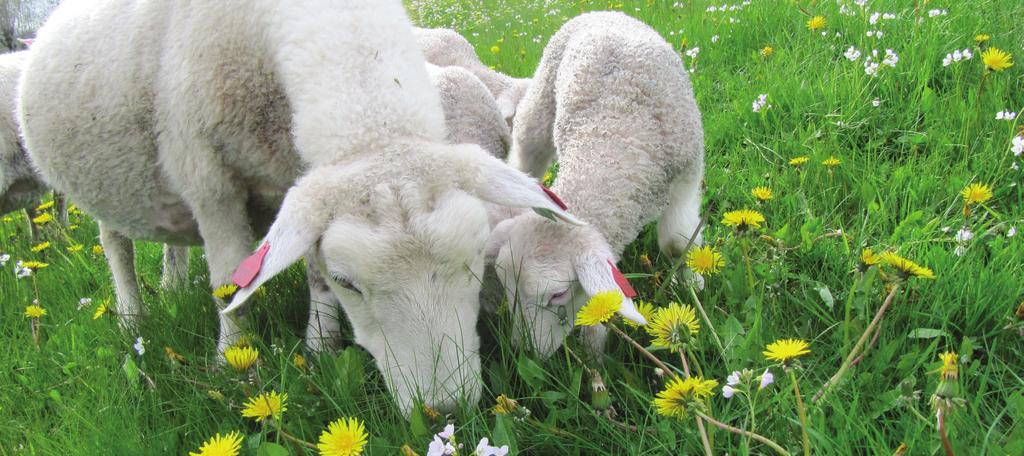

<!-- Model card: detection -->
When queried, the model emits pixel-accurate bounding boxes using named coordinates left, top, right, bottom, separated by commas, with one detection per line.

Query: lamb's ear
left=450, top=144, right=583, bottom=225
left=221, top=190, right=326, bottom=315
left=574, top=252, right=646, bottom=325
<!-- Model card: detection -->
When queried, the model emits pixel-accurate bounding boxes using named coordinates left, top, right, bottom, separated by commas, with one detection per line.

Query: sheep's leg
left=580, top=325, right=608, bottom=361
left=160, top=244, right=190, bottom=290
left=303, top=251, right=343, bottom=352
left=658, top=174, right=705, bottom=289
left=24, top=207, right=40, bottom=239
left=99, top=223, right=145, bottom=330
left=54, top=192, right=69, bottom=226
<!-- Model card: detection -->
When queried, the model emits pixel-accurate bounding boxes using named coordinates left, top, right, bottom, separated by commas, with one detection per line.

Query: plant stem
left=937, top=409, right=955, bottom=456
left=276, top=426, right=318, bottom=450
left=679, top=349, right=713, bottom=456
left=654, top=215, right=706, bottom=302
left=688, top=284, right=725, bottom=357
left=789, top=370, right=811, bottom=456
left=695, top=412, right=791, bottom=456
left=606, top=322, right=674, bottom=376
left=813, top=284, right=901, bottom=403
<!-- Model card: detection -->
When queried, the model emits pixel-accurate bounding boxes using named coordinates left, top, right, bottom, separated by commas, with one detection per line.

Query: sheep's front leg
left=580, top=325, right=608, bottom=361
left=99, top=224, right=144, bottom=330
left=160, top=244, right=190, bottom=290
left=303, top=251, right=343, bottom=352
left=657, top=173, right=705, bottom=289
left=54, top=192, right=69, bottom=226
left=24, top=207, right=41, bottom=240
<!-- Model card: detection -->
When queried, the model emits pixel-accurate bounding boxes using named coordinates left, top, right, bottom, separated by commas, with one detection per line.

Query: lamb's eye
left=330, top=274, right=362, bottom=295
left=548, top=289, right=571, bottom=306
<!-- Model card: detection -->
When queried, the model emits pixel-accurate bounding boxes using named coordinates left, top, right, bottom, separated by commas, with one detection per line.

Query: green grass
left=3, top=0, right=1024, bottom=454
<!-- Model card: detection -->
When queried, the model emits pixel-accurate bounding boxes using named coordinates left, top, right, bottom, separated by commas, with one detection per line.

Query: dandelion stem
left=654, top=215, right=706, bottom=302
left=695, top=412, right=791, bottom=456
left=679, top=349, right=714, bottom=456
left=688, top=284, right=725, bottom=357
left=789, top=370, right=811, bottom=456
left=937, top=409, right=955, bottom=456
left=276, top=426, right=317, bottom=450
left=606, top=322, right=674, bottom=376
left=813, top=284, right=901, bottom=404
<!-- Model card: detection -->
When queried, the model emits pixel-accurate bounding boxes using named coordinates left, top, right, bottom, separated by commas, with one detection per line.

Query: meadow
left=3, top=0, right=1023, bottom=454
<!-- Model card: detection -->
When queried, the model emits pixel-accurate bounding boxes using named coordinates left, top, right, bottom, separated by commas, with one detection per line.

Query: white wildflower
left=882, top=49, right=898, bottom=67
left=475, top=438, right=509, bottom=456
left=726, top=371, right=741, bottom=386
left=872, top=98, right=881, bottom=107
left=927, top=9, right=947, bottom=17
left=752, top=93, right=771, bottom=113
left=685, top=46, right=700, bottom=58
left=996, top=111, right=1018, bottom=121
left=1008, top=226, right=1017, bottom=237
left=760, top=369, right=775, bottom=389
left=844, top=46, right=862, bottom=61
left=1012, top=136, right=1024, bottom=157
left=133, top=337, right=146, bottom=356
left=869, top=12, right=881, bottom=25
left=78, top=297, right=93, bottom=310
left=955, top=228, right=973, bottom=243
left=711, top=34, right=719, bottom=43
left=954, top=245, right=966, bottom=257
left=722, top=385, right=736, bottom=398
left=864, top=61, right=880, bottom=76
left=0, top=253, right=9, bottom=266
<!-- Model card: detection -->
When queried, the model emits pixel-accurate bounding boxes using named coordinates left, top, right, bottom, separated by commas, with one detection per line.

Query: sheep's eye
left=548, top=289, right=571, bottom=307
left=330, top=274, right=362, bottom=295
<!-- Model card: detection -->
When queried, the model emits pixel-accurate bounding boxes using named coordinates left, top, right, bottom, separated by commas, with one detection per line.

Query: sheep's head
left=486, top=214, right=646, bottom=358
left=222, top=142, right=579, bottom=415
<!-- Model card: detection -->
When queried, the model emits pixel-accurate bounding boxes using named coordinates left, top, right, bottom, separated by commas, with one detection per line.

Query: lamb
left=415, top=27, right=531, bottom=128
left=18, top=0, right=590, bottom=414
left=487, top=12, right=705, bottom=357
left=0, top=51, right=47, bottom=229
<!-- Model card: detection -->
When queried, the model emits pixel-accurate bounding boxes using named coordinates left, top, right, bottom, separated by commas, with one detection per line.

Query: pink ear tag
left=231, top=242, right=270, bottom=288
left=608, top=260, right=637, bottom=298
left=540, top=184, right=568, bottom=210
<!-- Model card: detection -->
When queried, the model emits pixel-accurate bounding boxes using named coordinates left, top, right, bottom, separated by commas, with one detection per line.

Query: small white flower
left=941, top=226, right=951, bottom=233
left=952, top=50, right=963, bottom=62
left=726, top=371, right=741, bottom=386
left=77, top=297, right=93, bottom=310
left=14, top=261, right=31, bottom=279
left=760, top=369, right=775, bottom=389
left=996, top=111, right=1018, bottom=121
left=963, top=48, right=973, bottom=60
left=927, top=9, right=947, bottom=17
left=864, top=61, right=880, bottom=76
left=133, top=337, right=146, bottom=356
left=438, top=424, right=455, bottom=440
left=954, top=245, right=966, bottom=257
left=685, top=46, right=701, bottom=58
left=882, top=49, right=898, bottom=67
left=955, top=228, right=973, bottom=243
left=722, top=385, right=736, bottom=398
left=752, top=94, right=771, bottom=113
left=1012, top=136, right=1024, bottom=157
left=844, top=46, right=862, bottom=61
left=883, top=13, right=896, bottom=20
left=854, top=0, right=867, bottom=6
left=0, top=253, right=9, bottom=266
left=1012, top=162, right=1021, bottom=171
left=942, top=55, right=952, bottom=67
left=872, top=98, right=881, bottom=107
left=711, top=35, right=719, bottom=43
left=869, top=12, right=881, bottom=25
left=1008, top=226, right=1017, bottom=237
left=475, top=438, right=509, bottom=456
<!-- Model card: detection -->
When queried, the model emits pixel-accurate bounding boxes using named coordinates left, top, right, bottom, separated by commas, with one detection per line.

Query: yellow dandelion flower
left=32, top=212, right=53, bottom=225
left=223, top=346, right=258, bottom=373
left=35, top=201, right=54, bottom=211
left=212, top=284, right=239, bottom=299
left=490, top=45, right=500, bottom=55
left=822, top=156, right=841, bottom=167
left=789, top=156, right=810, bottom=166
left=751, top=186, right=773, bottom=201
left=623, top=300, right=656, bottom=328
left=646, top=303, right=700, bottom=350
left=686, top=246, right=724, bottom=275
left=165, top=346, right=187, bottom=364
left=542, top=171, right=554, bottom=186
left=69, top=224, right=79, bottom=231
left=67, top=244, right=84, bottom=253
left=24, top=305, right=47, bottom=318
left=574, top=291, right=622, bottom=326
left=21, top=261, right=49, bottom=270
left=938, top=352, right=958, bottom=380
left=806, top=16, right=826, bottom=31
left=31, top=241, right=50, bottom=252
left=68, top=204, right=82, bottom=215
left=722, top=209, right=765, bottom=230
left=91, top=245, right=104, bottom=255
left=92, top=302, right=107, bottom=320
left=974, top=34, right=990, bottom=44
left=493, top=394, right=520, bottom=415
left=653, top=376, right=719, bottom=419
left=189, top=431, right=243, bottom=456
left=879, top=252, right=935, bottom=279
left=293, top=353, right=307, bottom=371
left=317, top=417, right=368, bottom=456
left=961, top=183, right=992, bottom=206
left=241, top=391, right=287, bottom=422
left=763, top=338, right=811, bottom=363
left=860, top=248, right=882, bottom=267
left=981, top=47, right=1013, bottom=72
left=760, top=46, right=774, bottom=58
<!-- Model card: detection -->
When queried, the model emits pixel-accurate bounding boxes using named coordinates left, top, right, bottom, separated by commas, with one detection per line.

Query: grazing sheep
left=0, top=51, right=47, bottom=229
left=415, top=27, right=531, bottom=127
left=489, top=12, right=705, bottom=357
left=426, top=63, right=511, bottom=160
left=19, top=0, right=580, bottom=414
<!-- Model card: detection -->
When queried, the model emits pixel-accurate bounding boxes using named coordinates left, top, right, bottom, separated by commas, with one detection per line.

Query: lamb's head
left=486, top=214, right=646, bottom=358
left=222, top=142, right=580, bottom=414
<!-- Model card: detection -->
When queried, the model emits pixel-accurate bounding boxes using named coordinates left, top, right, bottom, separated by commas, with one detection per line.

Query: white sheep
left=415, top=27, right=531, bottom=128
left=0, top=51, right=47, bottom=231
left=19, top=0, right=580, bottom=414
left=488, top=12, right=705, bottom=357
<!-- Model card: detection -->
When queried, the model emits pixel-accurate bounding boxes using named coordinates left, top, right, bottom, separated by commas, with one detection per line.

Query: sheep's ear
left=221, top=191, right=325, bottom=315
left=451, top=145, right=583, bottom=225
left=574, top=253, right=646, bottom=325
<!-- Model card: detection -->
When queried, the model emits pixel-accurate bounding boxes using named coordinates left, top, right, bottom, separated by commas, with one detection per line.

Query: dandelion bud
left=590, top=369, right=613, bottom=411
left=206, top=390, right=225, bottom=402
